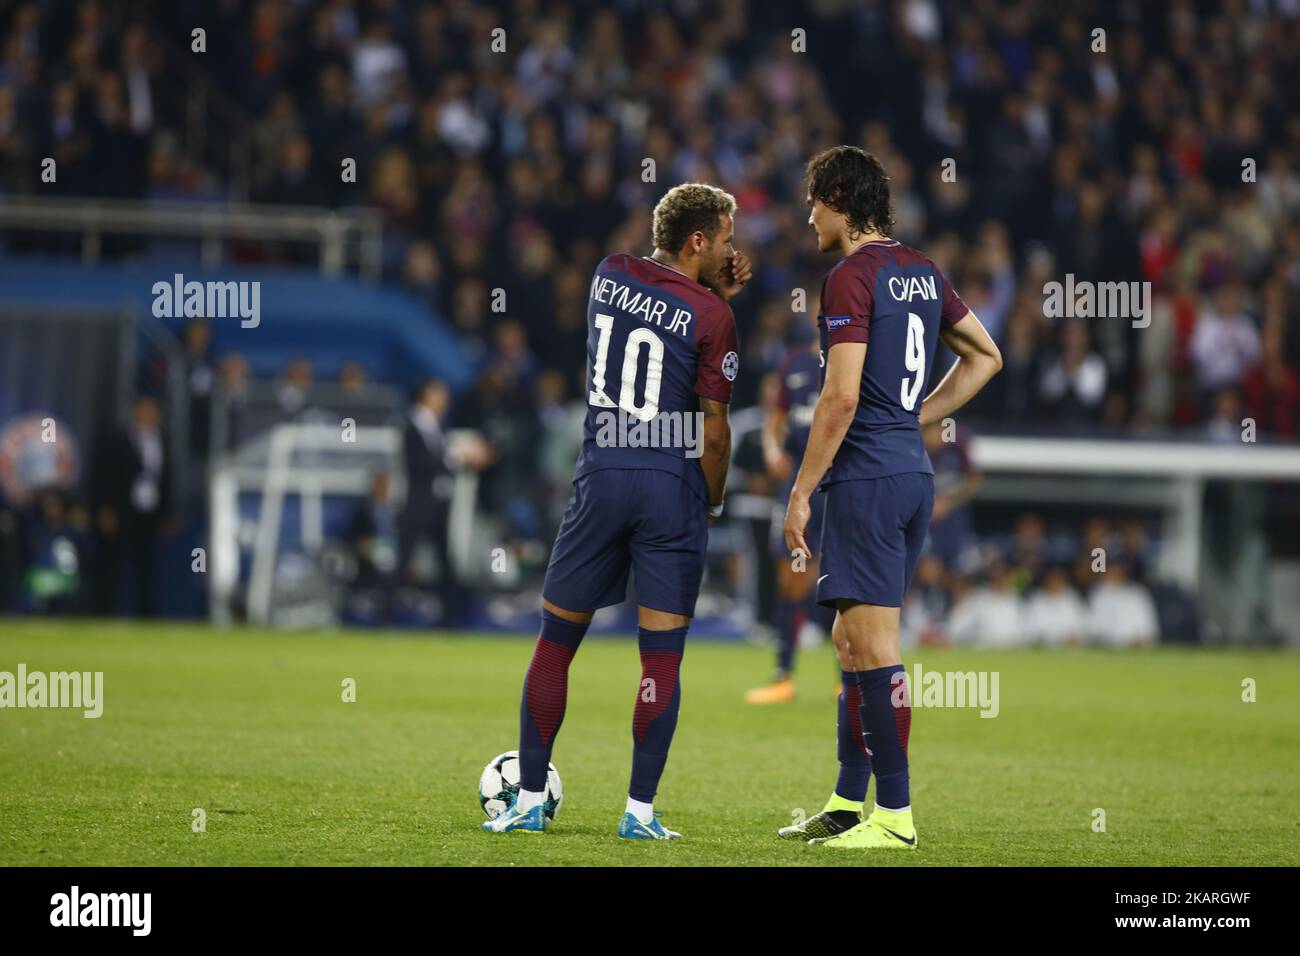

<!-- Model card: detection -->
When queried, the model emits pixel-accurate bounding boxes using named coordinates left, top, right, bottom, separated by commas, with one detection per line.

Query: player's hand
left=783, top=490, right=810, bottom=558
left=715, top=251, right=752, bottom=301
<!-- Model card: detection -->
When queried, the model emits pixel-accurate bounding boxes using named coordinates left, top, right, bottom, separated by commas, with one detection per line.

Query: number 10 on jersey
left=589, top=312, right=665, bottom=421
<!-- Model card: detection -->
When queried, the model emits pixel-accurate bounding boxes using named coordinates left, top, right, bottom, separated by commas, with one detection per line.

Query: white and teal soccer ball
left=478, top=750, right=563, bottom=820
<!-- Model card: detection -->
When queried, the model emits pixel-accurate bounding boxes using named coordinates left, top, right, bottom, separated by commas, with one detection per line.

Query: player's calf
left=623, top=623, right=687, bottom=839
left=517, top=609, right=588, bottom=797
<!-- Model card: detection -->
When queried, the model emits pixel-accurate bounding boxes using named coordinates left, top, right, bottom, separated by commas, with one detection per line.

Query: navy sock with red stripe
left=628, top=626, right=687, bottom=803
left=518, top=610, right=589, bottom=792
left=835, top=670, right=871, bottom=802
left=851, top=664, right=912, bottom=809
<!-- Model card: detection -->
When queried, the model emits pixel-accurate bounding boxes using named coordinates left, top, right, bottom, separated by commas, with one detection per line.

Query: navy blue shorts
left=543, top=469, right=709, bottom=617
left=770, top=485, right=826, bottom=560
left=815, top=473, right=934, bottom=609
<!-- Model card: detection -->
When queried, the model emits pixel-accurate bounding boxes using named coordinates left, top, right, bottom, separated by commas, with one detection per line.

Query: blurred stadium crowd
left=2, top=0, right=1298, bottom=638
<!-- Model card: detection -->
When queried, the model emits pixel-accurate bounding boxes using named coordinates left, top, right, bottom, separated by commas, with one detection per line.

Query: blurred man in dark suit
left=401, top=379, right=461, bottom=623
left=94, top=395, right=170, bottom=616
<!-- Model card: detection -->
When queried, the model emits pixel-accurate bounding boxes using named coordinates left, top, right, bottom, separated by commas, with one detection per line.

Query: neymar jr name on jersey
left=589, top=274, right=694, bottom=337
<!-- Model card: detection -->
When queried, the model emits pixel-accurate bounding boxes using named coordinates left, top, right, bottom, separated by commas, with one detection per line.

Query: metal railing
left=0, top=197, right=385, bottom=281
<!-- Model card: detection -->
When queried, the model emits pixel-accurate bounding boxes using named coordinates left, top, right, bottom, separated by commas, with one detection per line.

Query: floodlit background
left=1, top=0, right=1299, bottom=648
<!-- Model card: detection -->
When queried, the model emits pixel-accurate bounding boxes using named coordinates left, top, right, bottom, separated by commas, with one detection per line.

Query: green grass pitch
left=1, top=618, right=1297, bottom=866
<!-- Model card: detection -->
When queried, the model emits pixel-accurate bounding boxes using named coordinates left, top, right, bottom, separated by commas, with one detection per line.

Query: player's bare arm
left=699, top=395, right=731, bottom=520
left=784, top=341, right=865, bottom=556
left=918, top=312, right=1002, bottom=428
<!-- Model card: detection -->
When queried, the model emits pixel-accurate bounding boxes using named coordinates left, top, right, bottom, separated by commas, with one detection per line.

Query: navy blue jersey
left=573, top=253, right=739, bottom=505
left=817, top=239, right=968, bottom=484
left=775, top=344, right=822, bottom=461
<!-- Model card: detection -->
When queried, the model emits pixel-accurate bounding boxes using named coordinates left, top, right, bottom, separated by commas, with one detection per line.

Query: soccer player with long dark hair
left=780, top=147, right=1001, bottom=849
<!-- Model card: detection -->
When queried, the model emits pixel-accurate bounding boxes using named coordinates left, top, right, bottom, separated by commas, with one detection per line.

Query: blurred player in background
left=745, top=315, right=832, bottom=704
left=782, top=146, right=1002, bottom=850
left=923, top=419, right=983, bottom=574
left=484, top=183, right=751, bottom=839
